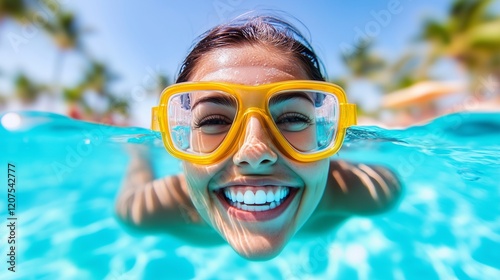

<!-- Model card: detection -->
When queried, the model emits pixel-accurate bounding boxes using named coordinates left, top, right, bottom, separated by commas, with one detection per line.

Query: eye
left=275, top=113, right=313, bottom=132
left=193, top=114, right=233, bottom=134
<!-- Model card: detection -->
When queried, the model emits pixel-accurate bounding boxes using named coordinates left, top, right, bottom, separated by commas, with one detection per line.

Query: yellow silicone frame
left=152, top=80, right=357, bottom=165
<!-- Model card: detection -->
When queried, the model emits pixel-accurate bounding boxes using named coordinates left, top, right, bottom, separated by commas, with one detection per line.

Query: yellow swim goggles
left=151, top=80, right=357, bottom=165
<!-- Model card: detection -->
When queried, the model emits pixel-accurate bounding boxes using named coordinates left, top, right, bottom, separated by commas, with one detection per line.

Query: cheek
left=182, top=162, right=211, bottom=189
left=181, top=162, right=215, bottom=220
left=295, top=159, right=329, bottom=198
left=182, top=161, right=232, bottom=226
left=182, top=161, right=227, bottom=206
left=281, top=128, right=317, bottom=151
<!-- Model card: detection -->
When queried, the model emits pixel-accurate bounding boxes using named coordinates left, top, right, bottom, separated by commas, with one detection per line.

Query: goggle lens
left=269, top=90, right=339, bottom=152
left=168, top=91, right=237, bottom=154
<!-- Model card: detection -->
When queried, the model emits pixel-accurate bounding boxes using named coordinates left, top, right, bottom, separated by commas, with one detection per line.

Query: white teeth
left=230, top=203, right=272, bottom=211
left=254, top=190, right=267, bottom=204
left=259, top=205, right=270, bottom=211
left=266, top=191, right=274, bottom=203
left=222, top=186, right=292, bottom=211
left=243, top=190, right=255, bottom=204
left=236, top=191, right=244, bottom=202
left=225, top=189, right=235, bottom=202
left=274, top=190, right=281, bottom=203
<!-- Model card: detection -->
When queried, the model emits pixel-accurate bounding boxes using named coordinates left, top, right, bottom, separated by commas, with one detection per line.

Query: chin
left=207, top=187, right=304, bottom=261
left=229, top=238, right=286, bottom=261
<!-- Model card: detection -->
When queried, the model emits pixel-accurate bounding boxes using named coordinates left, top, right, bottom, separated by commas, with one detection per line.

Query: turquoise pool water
left=1, top=111, right=499, bottom=279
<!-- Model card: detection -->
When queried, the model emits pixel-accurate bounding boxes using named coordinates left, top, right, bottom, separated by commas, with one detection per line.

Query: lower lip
left=216, top=188, right=299, bottom=222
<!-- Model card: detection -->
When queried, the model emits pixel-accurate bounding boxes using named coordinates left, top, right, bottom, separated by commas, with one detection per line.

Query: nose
left=233, top=116, right=278, bottom=169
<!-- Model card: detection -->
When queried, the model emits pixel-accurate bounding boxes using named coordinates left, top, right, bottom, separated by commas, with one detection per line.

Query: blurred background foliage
left=0, top=0, right=498, bottom=127
left=419, top=0, right=500, bottom=87
left=1, top=0, right=170, bottom=125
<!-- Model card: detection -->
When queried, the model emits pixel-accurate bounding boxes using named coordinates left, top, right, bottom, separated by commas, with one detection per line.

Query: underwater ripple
left=0, top=111, right=499, bottom=279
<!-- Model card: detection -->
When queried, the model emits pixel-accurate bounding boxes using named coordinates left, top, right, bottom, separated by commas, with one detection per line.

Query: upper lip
left=211, top=177, right=301, bottom=191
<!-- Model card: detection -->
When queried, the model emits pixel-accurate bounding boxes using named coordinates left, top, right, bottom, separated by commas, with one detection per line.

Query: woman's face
left=183, top=44, right=329, bottom=260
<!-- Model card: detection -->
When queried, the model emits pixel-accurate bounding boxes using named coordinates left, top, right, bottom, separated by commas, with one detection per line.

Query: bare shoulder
left=300, top=160, right=402, bottom=235
left=311, top=159, right=402, bottom=221
left=115, top=172, right=224, bottom=245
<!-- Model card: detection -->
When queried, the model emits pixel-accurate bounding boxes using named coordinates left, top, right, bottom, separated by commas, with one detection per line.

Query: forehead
left=188, top=44, right=310, bottom=85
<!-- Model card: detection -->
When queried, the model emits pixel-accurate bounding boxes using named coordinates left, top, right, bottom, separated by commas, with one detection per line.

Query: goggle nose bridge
left=236, top=108, right=276, bottom=139
left=234, top=87, right=270, bottom=109
left=232, top=109, right=286, bottom=155
left=232, top=88, right=277, bottom=143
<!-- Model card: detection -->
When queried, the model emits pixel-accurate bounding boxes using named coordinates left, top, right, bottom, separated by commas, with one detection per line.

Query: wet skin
left=115, top=44, right=402, bottom=261
left=183, top=44, right=330, bottom=260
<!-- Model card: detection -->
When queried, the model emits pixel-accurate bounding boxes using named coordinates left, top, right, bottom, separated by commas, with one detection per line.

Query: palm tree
left=62, top=86, right=84, bottom=119
left=0, top=0, right=28, bottom=23
left=74, top=60, right=130, bottom=124
left=105, top=95, right=130, bottom=125
left=0, top=1, right=61, bottom=110
left=14, top=73, right=44, bottom=104
left=80, top=61, right=117, bottom=95
left=0, top=94, right=6, bottom=108
left=155, top=73, right=170, bottom=93
left=419, top=0, right=500, bottom=88
left=384, top=51, right=424, bottom=92
left=42, top=11, right=80, bottom=50
left=41, top=11, right=83, bottom=92
left=341, top=40, right=386, bottom=115
left=341, top=40, right=386, bottom=79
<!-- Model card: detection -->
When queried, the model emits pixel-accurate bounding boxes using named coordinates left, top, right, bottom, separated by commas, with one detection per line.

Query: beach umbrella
left=381, top=81, right=465, bottom=108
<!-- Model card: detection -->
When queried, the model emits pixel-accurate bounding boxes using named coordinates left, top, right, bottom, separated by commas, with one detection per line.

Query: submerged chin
left=226, top=234, right=288, bottom=261
left=208, top=186, right=303, bottom=260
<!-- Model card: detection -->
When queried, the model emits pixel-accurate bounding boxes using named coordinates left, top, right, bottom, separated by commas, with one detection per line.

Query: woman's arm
left=114, top=147, right=224, bottom=245
left=317, top=160, right=403, bottom=216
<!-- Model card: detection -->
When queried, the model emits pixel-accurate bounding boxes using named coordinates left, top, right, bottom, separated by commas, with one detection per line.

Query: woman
left=115, top=14, right=401, bottom=261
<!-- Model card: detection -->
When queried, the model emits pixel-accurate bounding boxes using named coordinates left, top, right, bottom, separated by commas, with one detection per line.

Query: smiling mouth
left=215, top=186, right=299, bottom=221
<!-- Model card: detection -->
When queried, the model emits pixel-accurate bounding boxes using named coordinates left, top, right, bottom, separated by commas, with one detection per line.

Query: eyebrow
left=191, top=94, right=236, bottom=110
left=269, top=91, right=314, bottom=106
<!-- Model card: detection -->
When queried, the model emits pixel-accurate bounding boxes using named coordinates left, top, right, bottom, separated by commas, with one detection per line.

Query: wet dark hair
left=175, top=14, right=325, bottom=83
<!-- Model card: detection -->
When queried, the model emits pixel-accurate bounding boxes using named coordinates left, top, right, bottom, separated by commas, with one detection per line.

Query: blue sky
left=73, top=0, right=449, bottom=83
left=0, top=0, right=457, bottom=125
